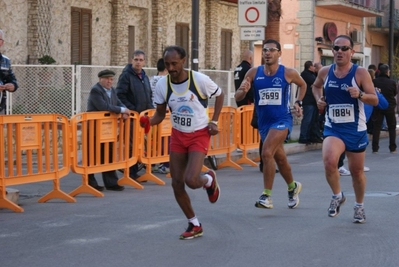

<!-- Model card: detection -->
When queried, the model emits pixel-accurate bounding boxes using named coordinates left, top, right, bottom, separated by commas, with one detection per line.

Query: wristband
left=209, top=120, right=218, bottom=126
left=295, top=100, right=303, bottom=108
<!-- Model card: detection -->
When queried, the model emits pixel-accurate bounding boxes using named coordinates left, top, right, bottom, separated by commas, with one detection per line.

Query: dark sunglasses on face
left=332, top=45, right=352, bottom=52
left=263, top=47, right=280, bottom=52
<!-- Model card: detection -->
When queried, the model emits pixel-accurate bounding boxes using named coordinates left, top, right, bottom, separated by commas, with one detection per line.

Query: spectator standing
left=0, top=29, right=18, bottom=114
left=150, top=58, right=170, bottom=174
left=368, top=64, right=377, bottom=73
left=150, top=58, right=168, bottom=106
left=299, top=60, right=322, bottom=144
left=314, top=62, right=323, bottom=75
left=142, top=45, right=224, bottom=240
left=116, top=50, right=154, bottom=180
left=234, top=49, right=254, bottom=107
left=371, top=64, right=398, bottom=153
left=235, top=39, right=306, bottom=210
left=87, top=69, right=129, bottom=191
left=312, top=35, right=378, bottom=223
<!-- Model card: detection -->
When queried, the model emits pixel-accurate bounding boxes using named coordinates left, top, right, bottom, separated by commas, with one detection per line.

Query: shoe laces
left=329, top=198, right=341, bottom=210
left=259, top=194, right=268, bottom=201
left=354, top=206, right=364, bottom=218
left=288, top=184, right=296, bottom=200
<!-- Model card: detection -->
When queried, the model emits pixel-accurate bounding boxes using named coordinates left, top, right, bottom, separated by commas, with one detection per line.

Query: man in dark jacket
left=234, top=49, right=254, bottom=107
left=116, top=50, right=154, bottom=179
left=87, top=69, right=129, bottom=191
left=372, top=64, right=398, bottom=153
left=299, top=61, right=322, bottom=144
left=0, top=29, right=18, bottom=114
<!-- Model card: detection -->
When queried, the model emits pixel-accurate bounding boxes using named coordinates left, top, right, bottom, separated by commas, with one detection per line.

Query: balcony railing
left=375, top=9, right=399, bottom=30
left=316, top=0, right=383, bottom=17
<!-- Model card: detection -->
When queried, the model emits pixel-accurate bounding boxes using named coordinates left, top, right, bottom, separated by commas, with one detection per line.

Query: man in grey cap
left=86, top=69, right=130, bottom=191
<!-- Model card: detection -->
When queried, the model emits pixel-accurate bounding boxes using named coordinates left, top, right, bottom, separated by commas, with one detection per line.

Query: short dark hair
left=368, top=64, right=377, bottom=71
left=156, top=58, right=166, bottom=72
left=264, top=39, right=281, bottom=51
left=163, top=45, right=186, bottom=59
left=334, top=35, right=354, bottom=48
left=378, top=64, right=390, bottom=75
left=132, top=49, right=146, bottom=59
left=304, top=61, right=313, bottom=70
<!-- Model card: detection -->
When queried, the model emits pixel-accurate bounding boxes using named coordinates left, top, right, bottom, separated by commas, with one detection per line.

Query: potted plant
left=38, top=55, right=56, bottom=87
left=38, top=55, right=56, bottom=65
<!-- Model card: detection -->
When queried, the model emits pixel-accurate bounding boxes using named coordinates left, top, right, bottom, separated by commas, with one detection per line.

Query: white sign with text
left=240, top=27, right=265, bottom=40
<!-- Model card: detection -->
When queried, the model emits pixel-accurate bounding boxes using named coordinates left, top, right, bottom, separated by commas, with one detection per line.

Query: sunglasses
left=332, top=45, right=352, bottom=52
left=263, top=47, right=280, bottom=52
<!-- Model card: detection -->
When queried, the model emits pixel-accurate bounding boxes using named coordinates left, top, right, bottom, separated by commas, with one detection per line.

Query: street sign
left=238, top=1, right=267, bottom=26
left=240, top=27, right=265, bottom=40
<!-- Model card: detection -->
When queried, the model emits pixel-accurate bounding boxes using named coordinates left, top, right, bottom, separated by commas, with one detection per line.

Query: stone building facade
left=0, top=0, right=393, bottom=72
left=0, top=0, right=248, bottom=69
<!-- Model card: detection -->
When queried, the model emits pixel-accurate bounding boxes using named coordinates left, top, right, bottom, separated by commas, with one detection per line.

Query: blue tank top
left=253, top=65, right=292, bottom=126
left=324, top=64, right=367, bottom=133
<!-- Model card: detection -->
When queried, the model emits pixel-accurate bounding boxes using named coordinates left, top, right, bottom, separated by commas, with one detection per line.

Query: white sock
left=204, top=174, right=213, bottom=188
left=355, top=202, right=364, bottom=207
left=332, top=192, right=342, bottom=199
left=189, top=216, right=200, bottom=226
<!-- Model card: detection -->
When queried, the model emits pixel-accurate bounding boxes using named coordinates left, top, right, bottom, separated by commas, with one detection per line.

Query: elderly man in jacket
left=87, top=69, right=129, bottom=191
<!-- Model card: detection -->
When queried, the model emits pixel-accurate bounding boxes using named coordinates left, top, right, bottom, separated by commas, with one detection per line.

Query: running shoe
left=158, top=164, right=170, bottom=174
left=338, top=166, right=351, bottom=176
left=151, top=164, right=159, bottom=173
left=363, top=166, right=370, bottom=172
left=288, top=181, right=302, bottom=209
left=179, top=223, right=203, bottom=240
left=255, top=194, right=273, bottom=209
left=203, top=170, right=220, bottom=203
left=328, top=193, right=346, bottom=217
left=353, top=205, right=366, bottom=224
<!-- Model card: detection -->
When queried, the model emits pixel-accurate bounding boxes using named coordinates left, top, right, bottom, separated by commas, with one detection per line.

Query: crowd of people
left=2, top=26, right=398, bottom=238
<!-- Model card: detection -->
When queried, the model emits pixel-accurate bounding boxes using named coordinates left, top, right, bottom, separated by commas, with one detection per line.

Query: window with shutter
left=175, top=23, right=190, bottom=68
left=221, top=30, right=232, bottom=70
left=71, top=7, right=92, bottom=65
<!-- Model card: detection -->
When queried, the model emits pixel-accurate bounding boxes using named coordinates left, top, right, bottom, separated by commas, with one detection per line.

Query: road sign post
left=238, top=1, right=267, bottom=41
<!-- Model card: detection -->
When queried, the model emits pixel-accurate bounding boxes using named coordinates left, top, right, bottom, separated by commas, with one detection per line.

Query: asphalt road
left=1, top=137, right=398, bottom=267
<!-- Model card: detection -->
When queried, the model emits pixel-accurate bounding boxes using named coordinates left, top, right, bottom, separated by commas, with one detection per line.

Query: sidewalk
left=219, top=122, right=399, bottom=165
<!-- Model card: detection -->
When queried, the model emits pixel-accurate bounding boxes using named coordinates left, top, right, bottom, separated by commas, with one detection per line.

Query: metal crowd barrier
left=235, top=105, right=260, bottom=167
left=69, top=111, right=143, bottom=198
left=0, top=114, right=75, bottom=212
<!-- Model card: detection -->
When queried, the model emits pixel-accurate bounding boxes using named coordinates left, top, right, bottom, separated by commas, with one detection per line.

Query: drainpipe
left=362, top=18, right=365, bottom=67
left=191, top=0, right=199, bottom=71
left=388, top=0, right=394, bottom=71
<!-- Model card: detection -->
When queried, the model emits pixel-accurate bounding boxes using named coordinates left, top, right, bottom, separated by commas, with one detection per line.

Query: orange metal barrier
left=0, top=114, right=75, bottom=212
left=136, top=109, right=171, bottom=185
left=208, top=107, right=242, bottom=170
left=69, top=111, right=143, bottom=197
left=235, top=105, right=261, bottom=167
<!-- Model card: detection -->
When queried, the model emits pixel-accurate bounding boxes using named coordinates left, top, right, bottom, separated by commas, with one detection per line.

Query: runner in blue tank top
left=312, top=35, right=378, bottom=224
left=235, top=39, right=307, bottom=210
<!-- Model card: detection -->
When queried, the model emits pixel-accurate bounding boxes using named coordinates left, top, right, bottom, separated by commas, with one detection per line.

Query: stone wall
left=0, top=0, right=29, bottom=64
left=1, top=0, right=248, bottom=68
